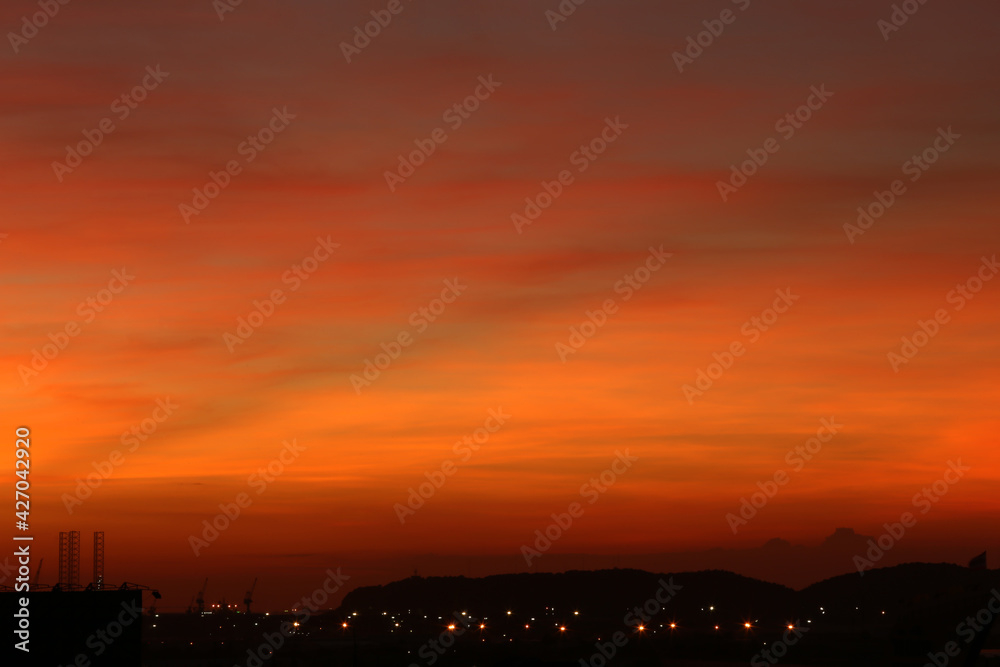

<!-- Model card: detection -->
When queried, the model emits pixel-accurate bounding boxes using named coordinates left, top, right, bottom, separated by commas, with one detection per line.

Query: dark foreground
left=140, top=565, right=1000, bottom=667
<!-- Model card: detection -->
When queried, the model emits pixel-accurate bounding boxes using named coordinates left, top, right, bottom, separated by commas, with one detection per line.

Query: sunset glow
left=2, top=0, right=998, bottom=614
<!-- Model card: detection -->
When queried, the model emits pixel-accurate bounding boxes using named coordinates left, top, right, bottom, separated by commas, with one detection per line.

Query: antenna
left=58, top=532, right=69, bottom=586
left=68, top=530, right=81, bottom=587
left=93, top=531, right=105, bottom=590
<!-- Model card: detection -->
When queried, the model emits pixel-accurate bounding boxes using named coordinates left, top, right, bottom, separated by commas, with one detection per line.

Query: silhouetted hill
left=383, top=527, right=966, bottom=591
left=800, top=562, right=1000, bottom=623
left=337, top=568, right=802, bottom=633
left=334, top=563, right=1000, bottom=637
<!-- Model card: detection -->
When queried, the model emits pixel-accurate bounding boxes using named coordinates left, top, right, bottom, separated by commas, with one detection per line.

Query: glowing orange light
left=637, top=625, right=645, bottom=631
left=714, top=625, right=719, bottom=630
left=479, top=624, right=485, bottom=629
left=559, top=626, right=566, bottom=632
left=341, top=623, right=348, bottom=628
left=670, top=623, right=677, bottom=629
left=787, top=624, right=794, bottom=630
left=448, top=624, right=456, bottom=631
left=524, top=624, right=530, bottom=629
left=744, top=623, right=751, bottom=628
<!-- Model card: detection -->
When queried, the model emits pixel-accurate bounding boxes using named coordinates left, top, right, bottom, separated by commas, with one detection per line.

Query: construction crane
left=32, top=559, right=42, bottom=587
left=244, top=578, right=258, bottom=615
left=195, top=578, right=208, bottom=614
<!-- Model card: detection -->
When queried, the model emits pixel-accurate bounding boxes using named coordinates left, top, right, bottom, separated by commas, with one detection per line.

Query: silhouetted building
left=2, top=589, right=142, bottom=666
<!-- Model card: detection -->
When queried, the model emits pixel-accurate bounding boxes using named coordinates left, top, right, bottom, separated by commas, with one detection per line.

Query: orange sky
left=2, top=0, right=999, bottom=610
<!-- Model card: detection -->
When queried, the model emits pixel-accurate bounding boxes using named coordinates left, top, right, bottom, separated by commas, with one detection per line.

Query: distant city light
left=559, top=626, right=566, bottom=632
left=744, top=622, right=751, bottom=628
left=670, top=623, right=677, bottom=629
left=448, top=624, right=456, bottom=631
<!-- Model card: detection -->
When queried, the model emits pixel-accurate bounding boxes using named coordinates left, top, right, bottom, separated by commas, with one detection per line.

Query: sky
left=1, top=0, right=999, bottom=611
